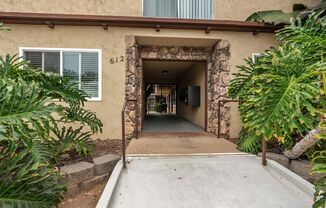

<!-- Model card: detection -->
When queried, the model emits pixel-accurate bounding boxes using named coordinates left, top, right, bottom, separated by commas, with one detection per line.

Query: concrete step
left=61, top=162, right=95, bottom=185
left=93, top=154, right=120, bottom=176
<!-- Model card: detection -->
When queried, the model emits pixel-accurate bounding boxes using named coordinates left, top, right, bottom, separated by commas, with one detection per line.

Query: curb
left=96, top=160, right=124, bottom=208
left=265, top=159, right=314, bottom=196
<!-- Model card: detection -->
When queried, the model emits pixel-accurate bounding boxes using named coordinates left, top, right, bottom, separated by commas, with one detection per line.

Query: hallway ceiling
left=143, top=60, right=200, bottom=82
left=136, top=36, right=219, bottom=48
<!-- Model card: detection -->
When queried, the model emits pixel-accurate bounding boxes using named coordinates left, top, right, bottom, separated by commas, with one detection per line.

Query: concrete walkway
left=127, top=132, right=238, bottom=155
left=143, top=115, right=204, bottom=133
left=105, top=155, right=314, bottom=208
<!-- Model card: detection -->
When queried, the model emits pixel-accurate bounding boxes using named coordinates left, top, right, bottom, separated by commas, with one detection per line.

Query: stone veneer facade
left=125, top=36, right=231, bottom=138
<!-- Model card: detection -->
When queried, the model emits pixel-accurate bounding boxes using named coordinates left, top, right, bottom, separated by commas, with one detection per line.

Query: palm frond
left=246, top=10, right=299, bottom=25
left=246, top=2, right=326, bottom=25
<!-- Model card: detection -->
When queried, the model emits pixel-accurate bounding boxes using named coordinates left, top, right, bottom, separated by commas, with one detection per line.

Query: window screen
left=23, top=49, right=101, bottom=100
left=143, top=0, right=212, bottom=19
left=24, top=51, right=42, bottom=70
left=179, top=0, right=212, bottom=19
left=143, top=0, right=178, bottom=18
left=44, top=52, right=60, bottom=73
left=24, top=51, right=60, bottom=73
left=81, top=52, right=99, bottom=98
left=63, top=52, right=80, bottom=88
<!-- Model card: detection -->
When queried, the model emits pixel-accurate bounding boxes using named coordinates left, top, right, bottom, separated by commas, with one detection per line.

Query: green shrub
left=0, top=53, right=103, bottom=206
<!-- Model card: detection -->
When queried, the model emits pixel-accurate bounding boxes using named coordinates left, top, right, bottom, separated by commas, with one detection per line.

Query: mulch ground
left=59, top=139, right=130, bottom=166
left=59, top=183, right=106, bottom=208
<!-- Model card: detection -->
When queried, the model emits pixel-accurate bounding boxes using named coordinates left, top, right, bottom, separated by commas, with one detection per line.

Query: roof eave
left=0, top=12, right=280, bottom=33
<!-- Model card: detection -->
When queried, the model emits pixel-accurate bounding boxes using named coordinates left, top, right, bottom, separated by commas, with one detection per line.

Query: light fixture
left=162, top=70, right=168, bottom=75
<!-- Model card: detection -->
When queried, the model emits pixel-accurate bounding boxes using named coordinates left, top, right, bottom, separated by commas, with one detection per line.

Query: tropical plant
left=155, top=100, right=167, bottom=113
left=277, top=12, right=326, bottom=159
left=236, top=129, right=262, bottom=154
left=229, top=12, right=326, bottom=153
left=229, top=12, right=326, bottom=208
left=310, top=76, right=326, bottom=208
left=311, top=120, right=326, bottom=208
left=0, top=150, right=66, bottom=208
left=0, top=78, right=67, bottom=207
left=0, top=23, right=103, bottom=207
left=246, top=0, right=326, bottom=25
left=0, top=54, right=103, bottom=157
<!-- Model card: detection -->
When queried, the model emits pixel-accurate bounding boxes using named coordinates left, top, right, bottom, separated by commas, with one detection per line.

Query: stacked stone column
left=207, top=40, right=231, bottom=137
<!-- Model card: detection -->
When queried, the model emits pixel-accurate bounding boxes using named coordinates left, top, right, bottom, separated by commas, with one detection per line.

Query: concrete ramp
left=97, top=154, right=314, bottom=208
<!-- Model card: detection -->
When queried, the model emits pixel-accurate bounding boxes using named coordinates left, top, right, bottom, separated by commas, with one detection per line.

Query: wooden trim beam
left=0, top=12, right=280, bottom=33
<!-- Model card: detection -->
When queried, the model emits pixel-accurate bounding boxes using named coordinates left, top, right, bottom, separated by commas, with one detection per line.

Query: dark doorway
left=141, top=60, right=206, bottom=133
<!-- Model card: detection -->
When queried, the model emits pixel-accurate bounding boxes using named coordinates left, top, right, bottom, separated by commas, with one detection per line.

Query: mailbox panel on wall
left=188, top=86, right=200, bottom=107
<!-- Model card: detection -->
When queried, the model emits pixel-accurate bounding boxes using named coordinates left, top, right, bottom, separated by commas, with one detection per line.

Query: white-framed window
left=143, top=0, right=213, bottom=19
left=19, top=47, right=102, bottom=101
left=252, top=53, right=264, bottom=64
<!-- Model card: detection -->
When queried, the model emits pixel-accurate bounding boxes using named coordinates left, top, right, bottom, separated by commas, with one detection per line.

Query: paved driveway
left=105, top=155, right=314, bottom=208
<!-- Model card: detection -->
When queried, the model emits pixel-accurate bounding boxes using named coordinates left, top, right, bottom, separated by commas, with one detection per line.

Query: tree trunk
left=284, top=124, right=326, bottom=160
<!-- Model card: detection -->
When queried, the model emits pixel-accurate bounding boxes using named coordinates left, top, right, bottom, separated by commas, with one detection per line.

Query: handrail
left=217, top=99, right=266, bottom=166
left=121, top=98, right=138, bottom=168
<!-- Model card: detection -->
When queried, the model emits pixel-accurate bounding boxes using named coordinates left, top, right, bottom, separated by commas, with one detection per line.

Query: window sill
left=51, top=98, right=102, bottom=102
left=87, top=98, right=102, bottom=102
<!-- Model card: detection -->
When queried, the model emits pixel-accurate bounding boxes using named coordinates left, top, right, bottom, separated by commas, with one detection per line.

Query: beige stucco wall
left=0, top=24, right=277, bottom=139
left=0, top=0, right=143, bottom=16
left=177, top=62, right=205, bottom=128
left=0, top=0, right=319, bottom=21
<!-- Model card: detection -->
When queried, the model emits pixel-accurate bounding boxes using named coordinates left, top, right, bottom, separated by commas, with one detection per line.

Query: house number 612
left=110, top=56, right=124, bottom=64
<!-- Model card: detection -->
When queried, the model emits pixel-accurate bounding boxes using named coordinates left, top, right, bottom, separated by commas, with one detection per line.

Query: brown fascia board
left=0, top=12, right=280, bottom=33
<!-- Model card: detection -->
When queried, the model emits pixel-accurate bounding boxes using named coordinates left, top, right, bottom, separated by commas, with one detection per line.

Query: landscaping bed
left=58, top=138, right=131, bottom=206
left=59, top=182, right=106, bottom=208
left=229, top=138, right=324, bottom=183
left=258, top=152, right=326, bottom=183
left=59, top=139, right=129, bottom=166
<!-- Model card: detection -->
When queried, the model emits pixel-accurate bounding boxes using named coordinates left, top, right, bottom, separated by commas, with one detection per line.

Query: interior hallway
left=143, top=114, right=204, bottom=133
